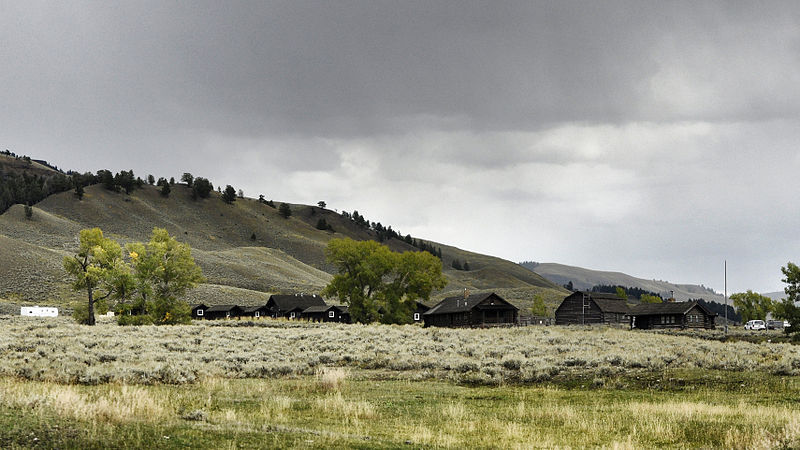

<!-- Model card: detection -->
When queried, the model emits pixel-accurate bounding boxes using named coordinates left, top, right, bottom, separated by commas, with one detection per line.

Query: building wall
left=555, top=294, right=603, bottom=325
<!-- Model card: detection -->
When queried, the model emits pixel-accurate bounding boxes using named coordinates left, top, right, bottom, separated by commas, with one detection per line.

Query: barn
left=629, top=301, right=717, bottom=330
left=423, top=292, right=518, bottom=328
left=554, top=292, right=630, bottom=325
left=267, top=294, right=327, bottom=319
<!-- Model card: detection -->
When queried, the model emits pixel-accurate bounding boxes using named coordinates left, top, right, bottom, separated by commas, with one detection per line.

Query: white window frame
left=328, top=310, right=335, bottom=318
left=254, top=311, right=260, bottom=318
left=290, top=312, right=296, bottom=319
left=413, top=312, right=421, bottom=321
left=197, top=309, right=204, bottom=317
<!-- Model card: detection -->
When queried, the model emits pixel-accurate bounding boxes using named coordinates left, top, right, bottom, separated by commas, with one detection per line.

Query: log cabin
left=423, top=292, right=518, bottom=327
left=629, top=301, right=716, bottom=329
left=554, top=292, right=630, bottom=325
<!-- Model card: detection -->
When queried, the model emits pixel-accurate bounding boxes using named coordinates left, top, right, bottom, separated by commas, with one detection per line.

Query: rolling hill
left=521, top=261, right=727, bottom=304
left=0, top=170, right=567, bottom=314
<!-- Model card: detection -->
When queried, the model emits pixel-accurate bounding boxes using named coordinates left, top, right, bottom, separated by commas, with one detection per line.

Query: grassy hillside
left=522, top=261, right=726, bottom=303
left=0, top=181, right=566, bottom=313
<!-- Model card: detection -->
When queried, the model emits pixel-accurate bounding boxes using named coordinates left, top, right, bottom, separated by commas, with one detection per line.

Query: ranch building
left=555, top=292, right=631, bottom=326
left=301, top=304, right=349, bottom=323
left=241, top=305, right=270, bottom=319
left=629, top=301, right=716, bottom=330
left=423, top=292, right=519, bottom=328
left=190, top=304, right=208, bottom=319
left=267, top=294, right=327, bottom=319
left=204, top=305, right=243, bottom=320
left=413, top=301, right=430, bottom=323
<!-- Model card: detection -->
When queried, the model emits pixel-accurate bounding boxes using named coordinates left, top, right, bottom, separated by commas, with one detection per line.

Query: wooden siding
left=555, top=293, right=602, bottom=325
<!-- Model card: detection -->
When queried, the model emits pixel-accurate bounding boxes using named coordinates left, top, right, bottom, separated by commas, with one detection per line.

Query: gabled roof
left=302, top=304, right=342, bottom=314
left=268, top=294, right=327, bottom=311
left=190, top=303, right=208, bottom=310
left=567, top=292, right=630, bottom=314
left=205, top=305, right=242, bottom=313
left=241, top=305, right=268, bottom=314
left=424, top=292, right=518, bottom=316
left=630, top=301, right=717, bottom=316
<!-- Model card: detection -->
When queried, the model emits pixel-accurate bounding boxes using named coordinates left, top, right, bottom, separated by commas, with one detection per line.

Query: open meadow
left=1, top=316, right=799, bottom=448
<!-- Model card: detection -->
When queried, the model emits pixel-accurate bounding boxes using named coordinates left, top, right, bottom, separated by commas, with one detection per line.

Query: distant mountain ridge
left=521, top=261, right=728, bottom=304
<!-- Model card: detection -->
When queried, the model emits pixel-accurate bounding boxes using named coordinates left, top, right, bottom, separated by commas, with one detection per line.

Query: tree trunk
left=87, top=285, right=96, bottom=326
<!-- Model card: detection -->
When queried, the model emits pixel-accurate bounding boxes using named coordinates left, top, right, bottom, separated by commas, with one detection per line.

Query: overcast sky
left=3, top=1, right=800, bottom=294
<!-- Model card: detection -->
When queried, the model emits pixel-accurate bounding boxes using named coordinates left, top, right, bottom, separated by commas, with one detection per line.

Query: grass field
left=1, top=370, right=798, bottom=448
left=1, top=317, right=799, bottom=448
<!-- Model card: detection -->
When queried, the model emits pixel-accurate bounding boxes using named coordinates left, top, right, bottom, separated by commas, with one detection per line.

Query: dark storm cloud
left=3, top=1, right=800, bottom=293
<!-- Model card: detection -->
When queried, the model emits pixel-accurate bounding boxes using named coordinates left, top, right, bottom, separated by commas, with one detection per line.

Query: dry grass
left=1, top=316, right=799, bottom=388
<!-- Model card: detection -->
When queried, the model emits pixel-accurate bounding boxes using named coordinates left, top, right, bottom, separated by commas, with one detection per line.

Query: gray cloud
left=3, top=1, right=800, bottom=293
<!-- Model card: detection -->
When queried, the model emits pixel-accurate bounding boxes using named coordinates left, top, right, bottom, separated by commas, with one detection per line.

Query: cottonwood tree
left=730, top=290, right=774, bottom=323
left=530, top=295, right=548, bottom=317
left=640, top=294, right=662, bottom=304
left=124, top=228, right=205, bottom=324
left=775, top=262, right=800, bottom=335
left=63, top=228, right=124, bottom=325
left=322, top=238, right=446, bottom=324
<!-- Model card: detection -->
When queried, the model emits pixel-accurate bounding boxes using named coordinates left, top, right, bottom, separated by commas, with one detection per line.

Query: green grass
left=1, top=370, right=798, bottom=448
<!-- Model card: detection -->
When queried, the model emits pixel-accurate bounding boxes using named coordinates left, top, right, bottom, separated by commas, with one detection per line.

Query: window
left=290, top=312, right=296, bottom=319
left=414, top=312, right=421, bottom=321
left=254, top=311, right=260, bottom=318
left=328, top=310, right=335, bottom=318
left=197, top=309, right=203, bottom=316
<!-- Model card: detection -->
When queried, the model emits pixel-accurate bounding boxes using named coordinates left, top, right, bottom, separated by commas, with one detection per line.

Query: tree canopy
left=63, top=228, right=124, bottom=325
left=730, top=290, right=774, bottom=323
left=64, top=227, right=204, bottom=325
left=322, top=238, right=447, bottom=324
left=775, top=262, right=800, bottom=335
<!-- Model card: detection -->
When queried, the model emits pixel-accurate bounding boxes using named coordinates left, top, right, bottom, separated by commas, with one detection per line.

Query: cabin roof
left=424, top=292, right=518, bottom=315
left=302, top=305, right=341, bottom=314
left=630, top=301, right=717, bottom=316
left=565, top=292, right=631, bottom=314
left=205, top=305, right=241, bottom=313
left=268, top=294, right=326, bottom=311
left=240, top=305, right=268, bottom=313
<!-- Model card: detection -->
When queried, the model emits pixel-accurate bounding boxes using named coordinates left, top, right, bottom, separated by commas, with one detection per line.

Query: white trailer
left=20, top=306, right=59, bottom=317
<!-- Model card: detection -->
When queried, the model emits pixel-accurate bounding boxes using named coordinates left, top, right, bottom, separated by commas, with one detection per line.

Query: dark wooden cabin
left=266, top=294, right=327, bottom=319
left=555, top=292, right=630, bottom=325
left=413, top=301, right=430, bottom=323
left=301, top=304, right=349, bottom=322
left=204, top=305, right=243, bottom=320
left=630, top=301, right=716, bottom=330
left=190, top=303, right=208, bottom=320
left=241, top=305, right=269, bottom=319
left=423, top=292, right=518, bottom=328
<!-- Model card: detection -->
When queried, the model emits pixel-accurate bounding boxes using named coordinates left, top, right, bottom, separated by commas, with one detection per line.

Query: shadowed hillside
left=0, top=180, right=566, bottom=313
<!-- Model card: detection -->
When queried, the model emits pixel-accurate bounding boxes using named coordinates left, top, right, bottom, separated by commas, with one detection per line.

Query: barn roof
left=424, top=292, right=517, bottom=315
left=630, top=301, right=716, bottom=316
left=268, top=294, right=327, bottom=311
